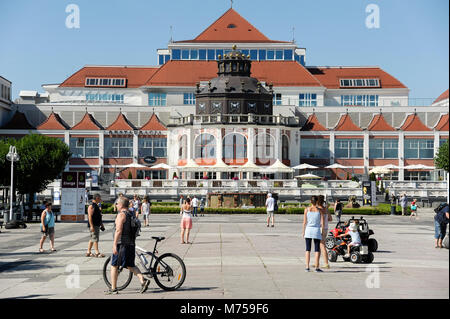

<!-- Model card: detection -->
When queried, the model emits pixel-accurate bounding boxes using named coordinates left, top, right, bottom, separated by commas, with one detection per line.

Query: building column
left=398, top=132, right=405, bottom=181
left=290, top=129, right=300, bottom=167
left=363, top=131, right=370, bottom=177
left=275, top=128, right=282, bottom=161
left=98, top=132, right=104, bottom=172
left=133, top=132, right=139, bottom=164
left=434, top=132, right=440, bottom=157
left=216, top=128, right=223, bottom=180
left=247, top=128, right=255, bottom=163
left=64, top=131, right=70, bottom=172
left=329, top=132, right=335, bottom=164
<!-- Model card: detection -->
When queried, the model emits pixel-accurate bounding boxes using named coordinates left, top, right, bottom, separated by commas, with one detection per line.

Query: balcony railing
left=169, top=114, right=301, bottom=126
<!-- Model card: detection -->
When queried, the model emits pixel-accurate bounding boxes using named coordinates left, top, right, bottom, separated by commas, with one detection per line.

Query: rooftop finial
left=230, top=0, right=233, bottom=8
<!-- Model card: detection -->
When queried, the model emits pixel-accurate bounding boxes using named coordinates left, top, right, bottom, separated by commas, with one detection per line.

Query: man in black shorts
left=106, top=196, right=150, bottom=294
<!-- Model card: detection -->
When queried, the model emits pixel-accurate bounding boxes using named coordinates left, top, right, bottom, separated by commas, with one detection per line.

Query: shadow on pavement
left=0, top=259, right=54, bottom=273
left=151, top=286, right=218, bottom=294
left=8, top=294, right=53, bottom=299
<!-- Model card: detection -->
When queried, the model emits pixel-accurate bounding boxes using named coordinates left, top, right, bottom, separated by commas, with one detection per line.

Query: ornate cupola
left=195, top=45, right=274, bottom=116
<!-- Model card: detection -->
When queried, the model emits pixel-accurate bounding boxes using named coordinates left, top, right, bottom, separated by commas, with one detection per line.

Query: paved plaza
left=0, top=210, right=448, bottom=299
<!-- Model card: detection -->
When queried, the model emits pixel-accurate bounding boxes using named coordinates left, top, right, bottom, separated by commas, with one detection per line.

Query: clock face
left=247, top=102, right=256, bottom=111
left=212, top=102, right=222, bottom=113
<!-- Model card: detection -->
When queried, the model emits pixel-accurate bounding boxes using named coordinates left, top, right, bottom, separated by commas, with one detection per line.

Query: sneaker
left=305, top=268, right=310, bottom=272
left=322, top=264, right=330, bottom=269
left=140, top=279, right=150, bottom=294
left=315, top=268, right=323, bottom=273
left=105, top=288, right=119, bottom=295
left=344, top=254, right=350, bottom=258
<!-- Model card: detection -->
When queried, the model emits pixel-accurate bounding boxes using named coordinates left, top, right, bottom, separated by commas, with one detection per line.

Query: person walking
left=39, top=202, right=56, bottom=253
left=179, top=195, right=184, bottom=208
left=86, top=194, right=105, bottom=258
left=192, top=196, right=199, bottom=217
left=266, top=193, right=275, bottom=227
left=318, top=195, right=332, bottom=269
left=400, top=194, right=408, bottom=216
left=334, top=199, right=343, bottom=223
left=113, top=193, right=123, bottom=213
left=302, top=196, right=325, bottom=272
left=200, top=197, right=205, bottom=216
left=132, top=195, right=141, bottom=218
left=180, top=197, right=193, bottom=244
left=434, top=204, right=449, bottom=248
left=106, top=196, right=150, bottom=295
left=141, top=198, right=150, bottom=227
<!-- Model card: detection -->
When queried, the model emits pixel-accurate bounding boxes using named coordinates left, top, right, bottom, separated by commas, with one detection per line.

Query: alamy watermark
left=65, top=264, right=80, bottom=289
left=365, top=265, right=380, bottom=288
left=366, top=4, right=380, bottom=29
left=65, top=4, right=80, bottom=29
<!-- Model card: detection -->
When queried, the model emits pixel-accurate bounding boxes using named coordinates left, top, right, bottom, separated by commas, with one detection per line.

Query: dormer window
left=85, top=78, right=126, bottom=87
left=339, top=78, right=380, bottom=88
left=227, top=24, right=237, bottom=28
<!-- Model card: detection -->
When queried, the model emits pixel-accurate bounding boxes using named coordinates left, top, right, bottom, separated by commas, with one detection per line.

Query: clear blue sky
left=0, top=0, right=448, bottom=101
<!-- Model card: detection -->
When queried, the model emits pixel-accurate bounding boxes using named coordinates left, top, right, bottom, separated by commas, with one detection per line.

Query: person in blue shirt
left=39, top=202, right=56, bottom=253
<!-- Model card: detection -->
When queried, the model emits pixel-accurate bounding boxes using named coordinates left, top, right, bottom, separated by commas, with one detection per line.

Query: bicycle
left=103, top=236, right=186, bottom=291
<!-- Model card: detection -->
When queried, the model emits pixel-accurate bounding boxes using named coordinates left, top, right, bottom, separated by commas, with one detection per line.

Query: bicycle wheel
left=103, top=256, right=133, bottom=291
left=152, top=253, right=186, bottom=291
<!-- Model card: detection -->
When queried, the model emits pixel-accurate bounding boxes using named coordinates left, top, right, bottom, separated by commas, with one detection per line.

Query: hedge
left=100, top=205, right=404, bottom=215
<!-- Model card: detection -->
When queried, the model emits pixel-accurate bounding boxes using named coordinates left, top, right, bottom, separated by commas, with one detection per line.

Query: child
left=411, top=199, right=418, bottom=217
left=338, top=222, right=361, bottom=258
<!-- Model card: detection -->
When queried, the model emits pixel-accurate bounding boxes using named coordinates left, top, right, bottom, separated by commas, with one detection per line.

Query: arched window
left=223, top=133, right=247, bottom=164
left=282, top=135, right=289, bottom=160
left=195, top=134, right=216, bottom=159
left=255, top=133, right=275, bottom=165
left=179, top=135, right=187, bottom=159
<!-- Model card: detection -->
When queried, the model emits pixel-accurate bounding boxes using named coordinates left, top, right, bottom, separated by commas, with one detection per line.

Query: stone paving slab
left=0, top=211, right=448, bottom=299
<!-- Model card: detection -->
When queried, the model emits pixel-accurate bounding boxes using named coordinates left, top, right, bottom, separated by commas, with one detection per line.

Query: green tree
left=0, top=134, right=71, bottom=220
left=434, top=140, right=449, bottom=172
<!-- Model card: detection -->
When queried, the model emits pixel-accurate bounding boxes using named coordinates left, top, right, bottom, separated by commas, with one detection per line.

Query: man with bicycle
left=106, top=196, right=150, bottom=295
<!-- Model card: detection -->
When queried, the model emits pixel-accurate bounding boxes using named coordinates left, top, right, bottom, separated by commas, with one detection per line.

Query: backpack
left=435, top=205, right=449, bottom=225
left=434, top=203, right=448, bottom=214
left=130, top=212, right=142, bottom=240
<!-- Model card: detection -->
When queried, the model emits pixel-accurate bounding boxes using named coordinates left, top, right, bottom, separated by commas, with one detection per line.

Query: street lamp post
left=6, top=146, right=20, bottom=221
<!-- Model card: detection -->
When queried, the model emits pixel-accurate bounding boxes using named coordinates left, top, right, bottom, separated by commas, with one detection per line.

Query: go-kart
left=325, top=216, right=378, bottom=252
left=327, top=233, right=374, bottom=264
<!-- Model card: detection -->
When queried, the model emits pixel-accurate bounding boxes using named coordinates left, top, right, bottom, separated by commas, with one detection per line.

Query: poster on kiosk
left=61, top=172, right=86, bottom=222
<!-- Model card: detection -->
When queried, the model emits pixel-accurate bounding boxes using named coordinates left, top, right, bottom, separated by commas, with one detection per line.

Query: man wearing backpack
left=106, top=196, right=149, bottom=295
left=434, top=203, right=449, bottom=249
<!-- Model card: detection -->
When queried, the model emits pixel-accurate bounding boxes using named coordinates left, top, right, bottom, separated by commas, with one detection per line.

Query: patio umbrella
left=325, top=163, right=348, bottom=169
left=151, top=163, right=172, bottom=169
left=122, top=163, right=148, bottom=168
left=296, top=173, right=321, bottom=179
left=292, top=163, right=318, bottom=170
left=369, top=166, right=392, bottom=175
left=266, top=159, right=294, bottom=173
left=403, top=164, right=435, bottom=170
left=382, top=164, right=400, bottom=169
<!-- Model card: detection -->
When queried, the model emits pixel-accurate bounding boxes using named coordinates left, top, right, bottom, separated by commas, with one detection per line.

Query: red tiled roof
left=176, top=8, right=289, bottom=44
left=59, top=66, right=159, bottom=88
left=145, top=60, right=322, bottom=87
left=140, top=113, right=167, bottom=131
left=334, top=114, right=362, bottom=131
left=367, top=114, right=396, bottom=131
left=433, top=89, right=449, bottom=104
left=400, top=114, right=431, bottom=131
left=1, top=111, right=35, bottom=129
left=72, top=112, right=104, bottom=130
left=306, top=67, right=407, bottom=89
left=106, top=112, right=137, bottom=131
left=434, top=114, right=449, bottom=131
left=301, top=114, right=327, bottom=131
left=37, top=112, right=70, bottom=130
